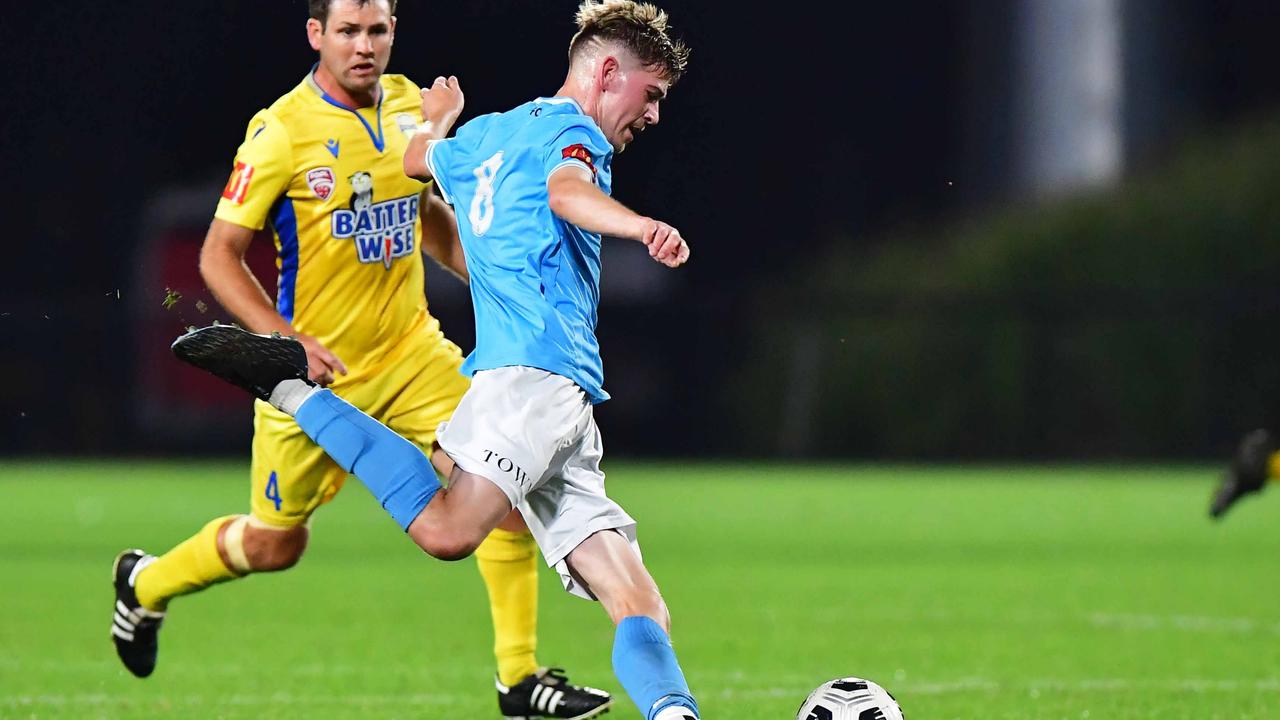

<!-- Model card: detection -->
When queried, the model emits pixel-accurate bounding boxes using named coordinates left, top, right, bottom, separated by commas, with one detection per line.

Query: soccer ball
left=795, top=677, right=904, bottom=720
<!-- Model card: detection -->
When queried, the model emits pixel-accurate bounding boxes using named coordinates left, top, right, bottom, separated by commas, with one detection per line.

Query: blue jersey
left=428, top=97, right=614, bottom=403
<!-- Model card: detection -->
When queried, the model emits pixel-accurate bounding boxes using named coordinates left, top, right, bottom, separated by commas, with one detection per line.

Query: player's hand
left=640, top=219, right=690, bottom=268
left=420, top=76, right=464, bottom=136
left=295, top=333, right=348, bottom=386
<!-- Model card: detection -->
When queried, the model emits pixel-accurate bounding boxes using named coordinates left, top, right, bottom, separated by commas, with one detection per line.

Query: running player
left=172, top=2, right=699, bottom=719
left=111, top=2, right=610, bottom=717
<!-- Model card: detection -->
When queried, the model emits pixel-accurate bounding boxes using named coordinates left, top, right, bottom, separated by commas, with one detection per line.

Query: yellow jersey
left=215, top=70, right=438, bottom=376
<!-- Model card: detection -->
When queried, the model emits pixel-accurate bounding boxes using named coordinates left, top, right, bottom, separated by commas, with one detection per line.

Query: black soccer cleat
left=1210, top=428, right=1275, bottom=519
left=111, top=549, right=165, bottom=678
left=497, top=667, right=613, bottom=720
left=172, top=324, right=311, bottom=402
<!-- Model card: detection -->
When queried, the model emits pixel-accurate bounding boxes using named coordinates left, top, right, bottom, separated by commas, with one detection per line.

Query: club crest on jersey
left=395, top=113, right=418, bottom=136
left=331, top=171, right=418, bottom=270
left=306, top=167, right=335, bottom=201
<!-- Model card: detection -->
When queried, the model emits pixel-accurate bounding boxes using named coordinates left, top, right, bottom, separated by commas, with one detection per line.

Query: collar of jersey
left=306, top=63, right=386, bottom=152
left=535, top=96, right=586, bottom=115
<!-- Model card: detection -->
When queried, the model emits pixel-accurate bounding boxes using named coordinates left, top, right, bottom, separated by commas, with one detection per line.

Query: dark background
left=3, top=1, right=1279, bottom=459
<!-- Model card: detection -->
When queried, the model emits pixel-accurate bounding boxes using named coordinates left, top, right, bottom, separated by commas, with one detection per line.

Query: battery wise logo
left=330, top=172, right=418, bottom=270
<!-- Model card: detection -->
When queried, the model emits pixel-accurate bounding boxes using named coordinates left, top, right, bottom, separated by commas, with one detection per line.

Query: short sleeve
left=426, top=137, right=454, bottom=204
left=214, top=109, right=293, bottom=230
left=543, top=121, right=610, bottom=183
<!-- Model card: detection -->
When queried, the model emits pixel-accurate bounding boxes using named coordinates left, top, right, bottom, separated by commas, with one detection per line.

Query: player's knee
left=411, top=522, right=482, bottom=561
left=423, top=533, right=480, bottom=562
left=243, top=525, right=309, bottom=572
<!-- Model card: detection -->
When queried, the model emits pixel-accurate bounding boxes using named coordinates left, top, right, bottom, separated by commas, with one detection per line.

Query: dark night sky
left=3, top=1, right=1278, bottom=455
left=7, top=2, right=1276, bottom=302
left=3, top=2, right=969, bottom=298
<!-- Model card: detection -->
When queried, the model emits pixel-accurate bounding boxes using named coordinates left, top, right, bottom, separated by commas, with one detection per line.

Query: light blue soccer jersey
left=427, top=97, right=614, bottom=403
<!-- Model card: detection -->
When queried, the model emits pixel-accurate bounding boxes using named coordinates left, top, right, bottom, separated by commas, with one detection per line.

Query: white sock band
left=653, top=705, right=699, bottom=720
left=269, top=379, right=319, bottom=416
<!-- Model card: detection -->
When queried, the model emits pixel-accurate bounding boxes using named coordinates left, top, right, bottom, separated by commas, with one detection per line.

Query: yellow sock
left=1268, top=451, right=1280, bottom=481
left=134, top=515, right=244, bottom=611
left=475, top=528, right=540, bottom=686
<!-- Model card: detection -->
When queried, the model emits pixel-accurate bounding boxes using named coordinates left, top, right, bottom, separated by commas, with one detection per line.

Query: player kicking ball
left=174, top=2, right=699, bottom=719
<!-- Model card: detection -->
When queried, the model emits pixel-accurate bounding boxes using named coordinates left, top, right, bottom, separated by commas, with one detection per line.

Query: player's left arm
left=547, top=167, right=689, bottom=268
left=404, top=76, right=464, bottom=182
left=419, top=189, right=468, bottom=282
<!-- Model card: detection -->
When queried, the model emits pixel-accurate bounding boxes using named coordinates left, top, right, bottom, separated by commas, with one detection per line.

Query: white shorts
left=436, top=366, right=638, bottom=599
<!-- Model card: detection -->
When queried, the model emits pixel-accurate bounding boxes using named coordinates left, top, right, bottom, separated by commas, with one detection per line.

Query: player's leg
left=427, top=366, right=614, bottom=720
left=1211, top=428, right=1278, bottom=518
left=133, top=404, right=341, bottom=607
left=437, top=439, right=611, bottom=719
left=524, top=416, right=693, bottom=720
left=170, top=325, right=518, bottom=559
left=173, top=328, right=615, bottom=715
left=386, top=333, right=544, bottom=684
left=114, top=402, right=343, bottom=678
left=112, top=510, right=252, bottom=678
left=475, top=509, right=542, bottom=687
left=566, top=531, right=699, bottom=720
left=285, top=383, right=510, bottom=557
left=432, top=437, right=540, bottom=686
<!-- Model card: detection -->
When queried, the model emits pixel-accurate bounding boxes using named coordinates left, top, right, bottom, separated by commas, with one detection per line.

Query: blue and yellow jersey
left=215, top=70, right=437, bottom=375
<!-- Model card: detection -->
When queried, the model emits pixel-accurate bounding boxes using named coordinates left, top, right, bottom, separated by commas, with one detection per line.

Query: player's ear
left=599, top=55, right=621, bottom=92
left=389, top=15, right=396, bottom=44
left=306, top=18, right=324, bottom=51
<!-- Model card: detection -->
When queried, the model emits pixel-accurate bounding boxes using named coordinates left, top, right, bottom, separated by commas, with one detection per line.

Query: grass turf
left=0, top=461, right=1277, bottom=719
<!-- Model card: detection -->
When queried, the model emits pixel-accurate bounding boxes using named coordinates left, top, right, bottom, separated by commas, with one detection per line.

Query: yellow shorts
left=248, top=326, right=470, bottom=527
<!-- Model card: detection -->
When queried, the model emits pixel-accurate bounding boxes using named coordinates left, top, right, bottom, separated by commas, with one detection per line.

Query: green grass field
left=1, top=461, right=1277, bottom=719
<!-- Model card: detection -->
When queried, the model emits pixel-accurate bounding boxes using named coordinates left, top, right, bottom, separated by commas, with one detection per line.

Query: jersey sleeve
left=426, top=137, right=455, bottom=204
left=214, top=109, right=293, bottom=230
left=543, top=120, right=610, bottom=183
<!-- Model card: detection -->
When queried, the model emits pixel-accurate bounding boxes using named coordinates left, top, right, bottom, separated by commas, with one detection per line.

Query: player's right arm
left=546, top=167, right=689, bottom=268
left=206, top=108, right=347, bottom=385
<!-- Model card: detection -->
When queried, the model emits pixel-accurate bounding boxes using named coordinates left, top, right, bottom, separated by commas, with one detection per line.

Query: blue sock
left=294, top=389, right=439, bottom=530
left=612, top=616, right=699, bottom=720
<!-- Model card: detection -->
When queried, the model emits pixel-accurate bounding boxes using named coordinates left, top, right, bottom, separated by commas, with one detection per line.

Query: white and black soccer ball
left=795, top=677, right=904, bottom=720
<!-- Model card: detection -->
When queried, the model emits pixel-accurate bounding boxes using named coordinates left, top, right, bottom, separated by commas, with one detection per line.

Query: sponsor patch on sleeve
left=561, top=143, right=596, bottom=178
left=221, top=161, right=255, bottom=205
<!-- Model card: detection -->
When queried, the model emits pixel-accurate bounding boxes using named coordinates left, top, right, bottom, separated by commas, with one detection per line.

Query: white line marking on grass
left=904, top=678, right=1001, bottom=694
left=0, top=657, right=483, bottom=680
left=1088, top=612, right=1280, bottom=635
left=0, top=692, right=470, bottom=708
left=700, top=676, right=1280, bottom=700
left=1028, top=678, right=1280, bottom=694
left=714, top=687, right=799, bottom=700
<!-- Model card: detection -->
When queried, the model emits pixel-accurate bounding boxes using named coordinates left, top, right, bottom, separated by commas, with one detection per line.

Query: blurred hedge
left=738, top=117, right=1280, bottom=459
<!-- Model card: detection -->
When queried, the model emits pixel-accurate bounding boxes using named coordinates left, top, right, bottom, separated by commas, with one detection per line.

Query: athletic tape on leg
left=221, top=516, right=253, bottom=573
left=612, top=616, right=699, bottom=720
left=295, top=389, right=439, bottom=530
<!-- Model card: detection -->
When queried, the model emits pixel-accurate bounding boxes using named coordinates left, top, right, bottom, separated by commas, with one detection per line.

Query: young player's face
left=308, top=0, right=395, bottom=99
left=600, top=61, right=670, bottom=153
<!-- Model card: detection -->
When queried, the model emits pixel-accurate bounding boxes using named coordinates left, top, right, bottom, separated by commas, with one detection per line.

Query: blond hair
left=569, top=0, right=690, bottom=83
